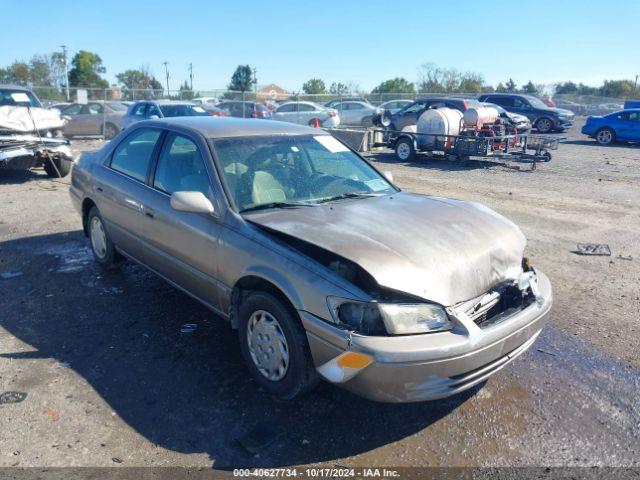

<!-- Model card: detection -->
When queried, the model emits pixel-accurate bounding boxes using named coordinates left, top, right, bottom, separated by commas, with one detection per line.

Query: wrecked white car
left=70, top=117, right=552, bottom=402
left=0, top=85, right=73, bottom=177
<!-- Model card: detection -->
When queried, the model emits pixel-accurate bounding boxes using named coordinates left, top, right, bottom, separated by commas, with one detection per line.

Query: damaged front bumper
left=301, top=270, right=552, bottom=403
left=0, top=134, right=73, bottom=170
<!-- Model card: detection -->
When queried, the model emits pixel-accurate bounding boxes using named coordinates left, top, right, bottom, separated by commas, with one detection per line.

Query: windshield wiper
left=314, top=192, right=383, bottom=204
left=240, top=201, right=316, bottom=213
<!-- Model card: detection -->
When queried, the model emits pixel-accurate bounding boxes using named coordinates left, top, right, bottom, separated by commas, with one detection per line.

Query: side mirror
left=170, top=191, right=215, bottom=214
left=148, top=114, right=160, bottom=120
left=383, top=171, right=394, bottom=183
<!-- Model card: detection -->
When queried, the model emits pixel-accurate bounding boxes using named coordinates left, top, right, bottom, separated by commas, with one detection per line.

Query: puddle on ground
left=27, top=240, right=93, bottom=273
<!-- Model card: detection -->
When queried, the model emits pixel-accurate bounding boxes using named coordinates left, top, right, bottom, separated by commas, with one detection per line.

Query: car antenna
left=25, top=102, right=62, bottom=178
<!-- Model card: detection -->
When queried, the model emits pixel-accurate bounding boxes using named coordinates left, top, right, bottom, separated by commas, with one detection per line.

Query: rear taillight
left=213, top=112, right=225, bottom=117
left=328, top=111, right=336, bottom=117
left=462, top=100, right=468, bottom=109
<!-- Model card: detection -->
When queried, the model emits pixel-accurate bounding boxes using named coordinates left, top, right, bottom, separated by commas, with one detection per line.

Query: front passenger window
left=153, top=134, right=211, bottom=196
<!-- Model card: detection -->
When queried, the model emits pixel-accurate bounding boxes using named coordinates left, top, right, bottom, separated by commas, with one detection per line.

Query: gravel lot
left=0, top=119, right=638, bottom=470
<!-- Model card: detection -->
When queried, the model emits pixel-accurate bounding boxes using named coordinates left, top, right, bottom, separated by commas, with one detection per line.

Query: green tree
left=228, top=65, right=256, bottom=92
left=371, top=77, right=415, bottom=94
left=505, top=78, right=517, bottom=92
left=329, top=82, right=349, bottom=95
left=302, top=78, right=326, bottom=94
left=458, top=72, right=485, bottom=93
left=179, top=80, right=194, bottom=100
left=68, top=50, right=108, bottom=90
left=116, top=67, right=163, bottom=99
left=600, top=79, right=636, bottom=98
left=555, top=81, right=578, bottom=94
left=577, top=83, right=598, bottom=95
left=520, top=81, right=538, bottom=94
left=3, top=61, right=30, bottom=85
left=495, top=82, right=507, bottom=93
left=28, top=55, right=51, bottom=86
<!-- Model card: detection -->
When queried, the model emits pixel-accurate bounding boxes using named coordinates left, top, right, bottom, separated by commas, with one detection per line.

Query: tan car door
left=141, top=131, right=225, bottom=311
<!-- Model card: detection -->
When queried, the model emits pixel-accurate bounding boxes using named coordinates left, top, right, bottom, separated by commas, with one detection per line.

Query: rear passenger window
left=153, top=134, right=211, bottom=196
left=493, top=97, right=514, bottom=107
left=110, top=128, right=161, bottom=182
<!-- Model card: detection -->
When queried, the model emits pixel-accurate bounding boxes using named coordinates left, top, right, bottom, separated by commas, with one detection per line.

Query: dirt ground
left=0, top=119, right=638, bottom=470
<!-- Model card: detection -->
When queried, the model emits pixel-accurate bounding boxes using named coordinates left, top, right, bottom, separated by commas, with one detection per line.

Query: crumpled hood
left=247, top=192, right=526, bottom=306
left=0, top=106, right=66, bottom=133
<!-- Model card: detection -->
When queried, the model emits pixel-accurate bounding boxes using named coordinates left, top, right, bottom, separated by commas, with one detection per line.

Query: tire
left=238, top=291, right=318, bottom=399
left=361, top=116, right=373, bottom=128
left=595, top=127, right=616, bottom=145
left=44, top=157, right=72, bottom=178
left=87, top=207, right=123, bottom=269
left=103, top=123, right=119, bottom=140
left=535, top=117, right=554, bottom=133
left=395, top=137, right=415, bottom=161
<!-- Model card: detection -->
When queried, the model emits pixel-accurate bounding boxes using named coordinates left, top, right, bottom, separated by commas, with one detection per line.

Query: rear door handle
left=144, top=207, right=155, bottom=219
left=96, top=186, right=103, bottom=192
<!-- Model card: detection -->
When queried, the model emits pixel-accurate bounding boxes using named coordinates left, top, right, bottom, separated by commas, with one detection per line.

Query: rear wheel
left=535, top=117, right=553, bottom=133
left=103, top=122, right=119, bottom=140
left=395, top=137, right=415, bottom=161
left=595, top=127, right=616, bottom=145
left=238, top=291, right=318, bottom=399
left=44, top=157, right=72, bottom=178
left=87, top=207, right=123, bottom=269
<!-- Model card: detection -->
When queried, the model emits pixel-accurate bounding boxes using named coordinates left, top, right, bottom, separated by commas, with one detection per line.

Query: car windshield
left=0, top=89, right=42, bottom=107
left=211, top=134, right=396, bottom=212
left=527, top=97, right=548, bottom=109
left=159, top=104, right=210, bottom=117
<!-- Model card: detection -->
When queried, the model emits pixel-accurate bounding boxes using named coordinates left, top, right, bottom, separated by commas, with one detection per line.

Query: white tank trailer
left=416, top=108, right=463, bottom=149
left=462, top=106, right=500, bottom=129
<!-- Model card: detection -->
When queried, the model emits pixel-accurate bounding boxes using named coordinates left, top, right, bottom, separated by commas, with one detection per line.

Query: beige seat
left=252, top=171, right=286, bottom=204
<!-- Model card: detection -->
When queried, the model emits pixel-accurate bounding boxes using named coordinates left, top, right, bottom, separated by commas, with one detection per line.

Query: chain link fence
left=25, top=85, right=633, bottom=139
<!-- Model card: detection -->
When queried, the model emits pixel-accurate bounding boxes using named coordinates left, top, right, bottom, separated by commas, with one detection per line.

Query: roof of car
left=415, top=97, right=478, bottom=102
left=143, top=117, right=327, bottom=138
left=0, top=84, right=32, bottom=91
left=138, top=100, right=196, bottom=105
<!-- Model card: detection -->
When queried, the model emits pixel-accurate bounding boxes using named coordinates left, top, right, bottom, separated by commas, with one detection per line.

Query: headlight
left=327, top=297, right=453, bottom=335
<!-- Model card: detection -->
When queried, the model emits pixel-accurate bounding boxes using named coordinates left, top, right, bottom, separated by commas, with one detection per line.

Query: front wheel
left=103, top=123, right=119, bottom=140
left=535, top=117, right=553, bottom=133
left=44, top=157, right=72, bottom=178
left=395, top=137, right=415, bottom=161
left=361, top=116, right=373, bottom=127
left=595, top=127, right=616, bottom=145
left=238, top=291, right=318, bottom=399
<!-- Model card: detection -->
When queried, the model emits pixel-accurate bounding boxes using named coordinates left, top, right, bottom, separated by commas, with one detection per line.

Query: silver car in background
left=70, top=117, right=552, bottom=403
left=57, top=101, right=128, bottom=139
left=331, top=100, right=382, bottom=127
left=272, top=101, right=339, bottom=127
left=120, top=100, right=211, bottom=130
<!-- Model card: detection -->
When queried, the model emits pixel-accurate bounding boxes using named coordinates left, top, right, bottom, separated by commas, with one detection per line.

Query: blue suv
left=478, top=94, right=575, bottom=133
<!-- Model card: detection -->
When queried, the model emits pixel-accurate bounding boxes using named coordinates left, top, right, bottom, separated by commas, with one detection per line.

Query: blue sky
left=1, top=0, right=638, bottom=92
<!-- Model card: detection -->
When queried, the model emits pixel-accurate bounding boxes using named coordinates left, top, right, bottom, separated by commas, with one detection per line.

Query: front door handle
left=144, top=206, right=155, bottom=219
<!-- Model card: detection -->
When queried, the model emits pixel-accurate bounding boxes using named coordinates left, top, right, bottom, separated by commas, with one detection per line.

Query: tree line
left=1, top=50, right=637, bottom=100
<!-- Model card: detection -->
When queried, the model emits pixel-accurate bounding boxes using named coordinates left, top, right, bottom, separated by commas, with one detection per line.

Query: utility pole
left=61, top=45, right=70, bottom=101
left=188, top=63, right=193, bottom=91
left=162, top=61, right=170, bottom=96
left=635, top=74, right=638, bottom=91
